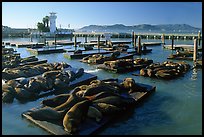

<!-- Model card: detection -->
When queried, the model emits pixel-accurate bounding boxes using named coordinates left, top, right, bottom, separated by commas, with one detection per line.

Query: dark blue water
left=2, top=37, right=202, bottom=135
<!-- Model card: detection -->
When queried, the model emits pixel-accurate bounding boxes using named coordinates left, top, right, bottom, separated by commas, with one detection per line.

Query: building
left=49, top=12, right=57, bottom=33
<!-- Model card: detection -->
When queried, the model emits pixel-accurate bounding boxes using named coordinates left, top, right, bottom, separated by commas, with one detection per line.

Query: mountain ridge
left=77, top=24, right=202, bottom=33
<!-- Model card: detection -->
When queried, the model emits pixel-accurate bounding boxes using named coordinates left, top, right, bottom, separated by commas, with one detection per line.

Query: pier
left=73, top=32, right=202, bottom=40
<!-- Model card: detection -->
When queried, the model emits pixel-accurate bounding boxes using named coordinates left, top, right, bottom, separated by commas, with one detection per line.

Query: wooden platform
left=127, top=49, right=152, bottom=55
left=28, top=47, right=66, bottom=54
left=163, top=44, right=202, bottom=51
left=109, top=41, right=132, bottom=45
left=97, top=64, right=148, bottom=73
left=63, top=51, right=113, bottom=59
left=142, top=42, right=162, bottom=46
left=21, top=82, right=156, bottom=135
left=47, top=40, right=81, bottom=45
left=19, top=59, right=48, bottom=66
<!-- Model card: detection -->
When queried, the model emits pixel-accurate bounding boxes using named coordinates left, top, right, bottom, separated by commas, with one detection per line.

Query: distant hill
left=77, top=24, right=202, bottom=34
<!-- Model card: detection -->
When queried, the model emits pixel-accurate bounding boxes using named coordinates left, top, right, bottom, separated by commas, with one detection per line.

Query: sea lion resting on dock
left=41, top=94, right=70, bottom=108
left=63, top=100, right=91, bottom=133
left=2, top=84, right=16, bottom=103
left=139, top=61, right=190, bottom=79
left=120, top=78, right=148, bottom=93
left=26, top=107, right=65, bottom=122
left=53, top=93, right=87, bottom=111
left=87, top=106, right=103, bottom=123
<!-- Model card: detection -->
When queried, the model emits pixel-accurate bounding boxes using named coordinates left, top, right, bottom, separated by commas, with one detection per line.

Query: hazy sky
left=2, top=2, right=202, bottom=29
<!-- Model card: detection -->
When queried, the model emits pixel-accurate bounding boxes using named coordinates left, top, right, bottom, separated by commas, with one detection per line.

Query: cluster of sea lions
left=2, top=55, right=39, bottom=70
left=2, top=62, right=70, bottom=80
left=2, top=67, right=85, bottom=103
left=81, top=51, right=121, bottom=64
left=2, top=47, right=16, bottom=55
left=139, top=61, right=190, bottom=79
left=25, top=78, right=148, bottom=134
left=98, top=58, right=153, bottom=73
left=167, top=50, right=196, bottom=60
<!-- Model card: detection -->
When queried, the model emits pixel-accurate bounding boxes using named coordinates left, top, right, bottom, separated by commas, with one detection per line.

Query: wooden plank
left=63, top=51, right=113, bottom=59
left=22, top=82, right=156, bottom=135
left=19, top=59, right=48, bottom=66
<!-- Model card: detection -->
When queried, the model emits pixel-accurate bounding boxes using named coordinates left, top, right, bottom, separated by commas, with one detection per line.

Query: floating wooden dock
left=108, top=41, right=132, bottom=45
left=19, top=59, right=48, bottom=66
left=22, top=81, right=156, bottom=135
left=27, top=47, right=66, bottom=54
left=63, top=51, right=113, bottom=59
left=47, top=40, right=81, bottom=45
left=163, top=44, right=202, bottom=51
left=142, top=42, right=162, bottom=46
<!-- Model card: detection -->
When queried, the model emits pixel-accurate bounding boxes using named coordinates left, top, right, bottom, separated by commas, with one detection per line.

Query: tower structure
left=49, top=12, right=57, bottom=33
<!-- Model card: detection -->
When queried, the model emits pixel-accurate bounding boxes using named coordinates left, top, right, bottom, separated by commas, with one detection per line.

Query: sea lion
left=53, top=93, right=87, bottom=111
left=120, top=78, right=148, bottom=93
left=75, top=68, right=84, bottom=78
left=53, top=78, right=69, bottom=90
left=41, top=94, right=70, bottom=108
left=42, top=70, right=60, bottom=79
left=2, top=84, right=16, bottom=103
left=65, top=70, right=75, bottom=82
left=26, top=107, right=64, bottom=122
left=63, top=100, right=91, bottom=133
left=15, top=77, right=29, bottom=86
left=83, top=84, right=118, bottom=97
left=87, top=106, right=103, bottom=123
left=93, top=103, right=123, bottom=115
left=25, top=78, right=42, bottom=93
left=15, top=87, right=38, bottom=101
left=93, top=96, right=127, bottom=108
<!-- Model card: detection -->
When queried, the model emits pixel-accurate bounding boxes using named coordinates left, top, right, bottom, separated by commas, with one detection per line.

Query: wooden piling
left=162, top=34, right=165, bottom=44
left=198, top=31, right=201, bottom=46
left=134, top=34, right=137, bottom=48
left=171, top=35, right=174, bottom=50
left=193, top=38, right=198, bottom=62
left=30, top=35, right=33, bottom=42
left=132, top=31, right=134, bottom=44
left=74, top=35, right=77, bottom=47
left=98, top=35, right=100, bottom=52
left=85, top=35, right=87, bottom=43
left=54, top=34, right=56, bottom=45
left=44, top=37, right=46, bottom=46
left=138, top=36, right=141, bottom=54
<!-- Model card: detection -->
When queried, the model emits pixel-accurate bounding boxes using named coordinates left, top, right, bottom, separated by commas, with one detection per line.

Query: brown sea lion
left=93, top=96, right=127, bottom=108
left=15, top=87, right=38, bottom=100
left=2, top=84, right=16, bottom=103
left=53, top=93, right=87, bottom=111
left=42, top=70, right=60, bottom=79
left=75, top=68, right=84, bottom=78
left=83, top=84, right=119, bottom=97
left=53, top=78, right=69, bottom=90
left=63, top=100, right=91, bottom=133
left=26, top=107, right=64, bottom=122
left=41, top=94, right=70, bottom=108
left=87, top=106, right=103, bottom=122
left=120, top=78, right=148, bottom=93
left=93, top=102, right=123, bottom=115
